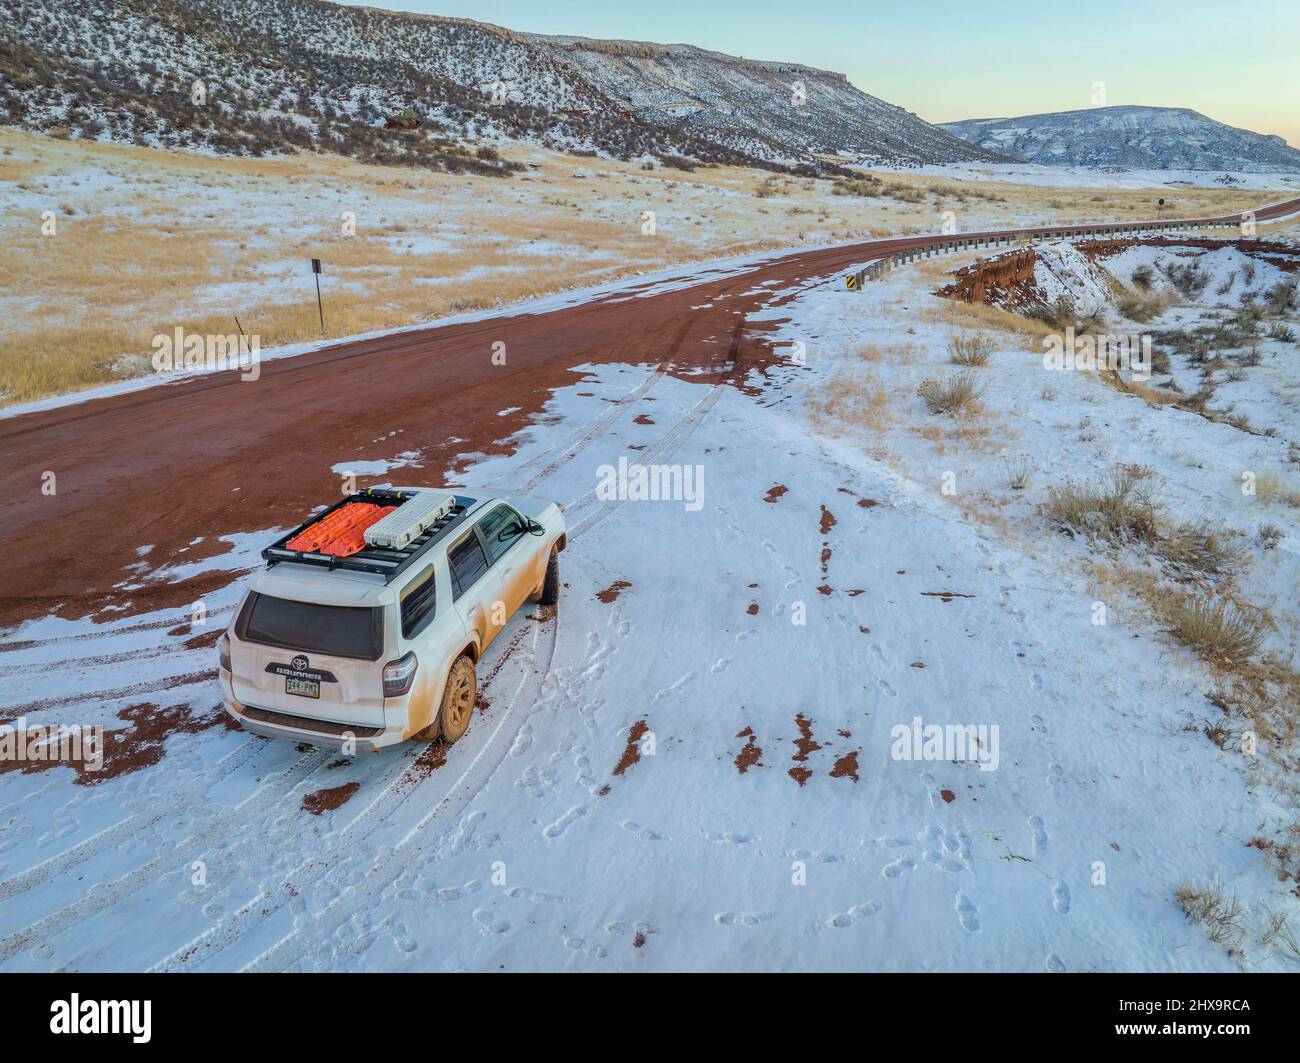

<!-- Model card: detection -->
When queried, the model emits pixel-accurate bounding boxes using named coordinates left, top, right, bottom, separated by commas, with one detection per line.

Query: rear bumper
left=221, top=673, right=404, bottom=751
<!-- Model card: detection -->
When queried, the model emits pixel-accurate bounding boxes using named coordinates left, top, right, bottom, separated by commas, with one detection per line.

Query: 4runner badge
left=266, top=659, right=338, bottom=683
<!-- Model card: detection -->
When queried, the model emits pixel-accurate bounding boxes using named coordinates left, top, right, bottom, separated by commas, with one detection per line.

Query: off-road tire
left=539, top=546, right=560, bottom=607
left=437, top=654, right=476, bottom=744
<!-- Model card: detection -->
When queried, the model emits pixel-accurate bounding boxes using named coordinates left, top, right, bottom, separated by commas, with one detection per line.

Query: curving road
left=2, top=195, right=1298, bottom=631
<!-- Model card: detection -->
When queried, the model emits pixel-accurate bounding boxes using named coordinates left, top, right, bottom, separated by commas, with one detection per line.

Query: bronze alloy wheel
left=439, top=655, right=476, bottom=743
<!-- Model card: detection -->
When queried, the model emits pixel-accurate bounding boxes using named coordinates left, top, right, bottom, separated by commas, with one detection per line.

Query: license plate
left=286, top=676, right=320, bottom=699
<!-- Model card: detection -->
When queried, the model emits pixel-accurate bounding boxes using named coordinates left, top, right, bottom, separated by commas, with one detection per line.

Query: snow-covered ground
left=2, top=238, right=1298, bottom=972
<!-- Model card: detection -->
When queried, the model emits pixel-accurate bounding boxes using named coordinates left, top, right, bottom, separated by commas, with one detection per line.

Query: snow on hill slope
left=941, top=106, right=1300, bottom=173
left=0, top=0, right=998, bottom=169
left=520, top=34, right=993, bottom=167
left=1, top=240, right=1297, bottom=971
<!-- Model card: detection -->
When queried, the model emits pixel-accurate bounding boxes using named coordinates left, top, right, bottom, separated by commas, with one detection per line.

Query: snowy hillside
left=941, top=106, right=1300, bottom=173
left=0, top=0, right=998, bottom=168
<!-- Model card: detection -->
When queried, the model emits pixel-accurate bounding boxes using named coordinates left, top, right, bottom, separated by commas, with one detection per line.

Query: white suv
left=218, top=488, right=566, bottom=751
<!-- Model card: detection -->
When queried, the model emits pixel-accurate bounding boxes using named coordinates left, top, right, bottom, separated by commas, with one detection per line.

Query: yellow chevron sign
left=845, top=273, right=859, bottom=290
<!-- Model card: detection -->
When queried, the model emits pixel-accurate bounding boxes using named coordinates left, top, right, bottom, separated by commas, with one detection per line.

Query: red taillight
left=382, top=651, right=418, bottom=698
left=218, top=632, right=232, bottom=672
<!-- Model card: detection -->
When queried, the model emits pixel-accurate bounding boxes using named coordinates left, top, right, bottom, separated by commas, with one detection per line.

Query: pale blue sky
left=340, top=0, right=1300, bottom=145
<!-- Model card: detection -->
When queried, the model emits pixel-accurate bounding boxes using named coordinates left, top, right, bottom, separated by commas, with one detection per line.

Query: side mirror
left=527, top=518, right=545, bottom=536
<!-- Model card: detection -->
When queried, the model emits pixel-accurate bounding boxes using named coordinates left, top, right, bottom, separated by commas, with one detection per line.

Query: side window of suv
left=400, top=565, right=437, bottom=639
left=477, top=504, right=526, bottom=564
left=448, top=533, right=490, bottom=600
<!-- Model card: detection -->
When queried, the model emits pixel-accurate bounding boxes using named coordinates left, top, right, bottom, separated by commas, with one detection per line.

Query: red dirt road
left=2, top=197, right=1297, bottom=630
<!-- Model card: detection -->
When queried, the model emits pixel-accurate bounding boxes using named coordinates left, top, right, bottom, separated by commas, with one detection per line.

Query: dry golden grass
left=1084, top=553, right=1297, bottom=750
left=917, top=298, right=1060, bottom=342
left=947, top=333, right=994, bottom=366
left=917, top=370, right=987, bottom=415
left=1253, top=470, right=1300, bottom=508
left=1177, top=881, right=1246, bottom=948
left=809, top=370, right=895, bottom=436
left=1161, top=592, right=1270, bottom=664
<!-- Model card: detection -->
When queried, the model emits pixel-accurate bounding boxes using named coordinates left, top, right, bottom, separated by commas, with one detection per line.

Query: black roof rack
left=261, top=488, right=478, bottom=585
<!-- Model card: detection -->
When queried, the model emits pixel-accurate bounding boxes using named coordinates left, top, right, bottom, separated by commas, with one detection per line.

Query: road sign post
left=311, top=258, right=324, bottom=334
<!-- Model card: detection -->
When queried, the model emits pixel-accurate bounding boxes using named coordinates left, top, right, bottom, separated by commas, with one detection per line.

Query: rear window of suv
left=237, top=592, right=384, bottom=661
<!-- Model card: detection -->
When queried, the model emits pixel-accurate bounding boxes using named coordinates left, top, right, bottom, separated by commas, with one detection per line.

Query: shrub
left=1116, top=292, right=1164, bottom=323
left=1177, top=882, right=1245, bottom=947
left=883, top=183, right=925, bottom=204
left=1265, top=280, right=1297, bottom=314
left=946, top=334, right=994, bottom=367
left=1258, top=524, right=1283, bottom=550
left=1004, top=456, right=1032, bottom=491
left=1155, top=519, right=1247, bottom=578
left=916, top=371, right=987, bottom=416
left=1253, top=471, right=1300, bottom=508
left=1044, top=469, right=1160, bottom=543
left=834, top=177, right=882, bottom=198
left=1162, top=595, right=1267, bottom=663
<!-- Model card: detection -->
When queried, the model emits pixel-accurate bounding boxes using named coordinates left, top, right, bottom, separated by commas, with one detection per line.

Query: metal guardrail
left=843, top=204, right=1293, bottom=291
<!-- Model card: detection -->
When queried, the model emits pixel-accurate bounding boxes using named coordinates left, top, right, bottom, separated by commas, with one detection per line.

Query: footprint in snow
left=543, top=805, right=590, bottom=839
left=702, top=830, right=757, bottom=845
left=715, top=911, right=775, bottom=928
left=881, top=856, right=917, bottom=879
left=509, top=725, right=533, bottom=756
left=1029, top=816, right=1048, bottom=856
left=437, top=880, right=483, bottom=903
left=651, top=672, right=695, bottom=701
left=504, top=886, right=564, bottom=903
left=605, top=920, right=655, bottom=939
left=955, top=893, right=981, bottom=933
left=826, top=901, right=881, bottom=929
left=1052, top=880, right=1071, bottom=915
left=621, top=819, right=662, bottom=841
left=786, top=848, right=843, bottom=864
left=473, top=908, right=510, bottom=935
left=563, top=935, right=606, bottom=958
left=861, top=835, right=912, bottom=849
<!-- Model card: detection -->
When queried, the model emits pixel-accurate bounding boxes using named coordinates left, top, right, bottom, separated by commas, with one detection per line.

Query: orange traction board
left=284, top=501, right=396, bottom=557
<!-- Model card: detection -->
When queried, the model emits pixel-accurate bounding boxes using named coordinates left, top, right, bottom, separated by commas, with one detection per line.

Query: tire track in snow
left=489, top=361, right=670, bottom=492
left=0, top=745, right=333, bottom=965
left=565, top=382, right=725, bottom=539
left=151, top=615, right=559, bottom=972
left=0, top=733, right=272, bottom=904
left=0, top=607, right=237, bottom=654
